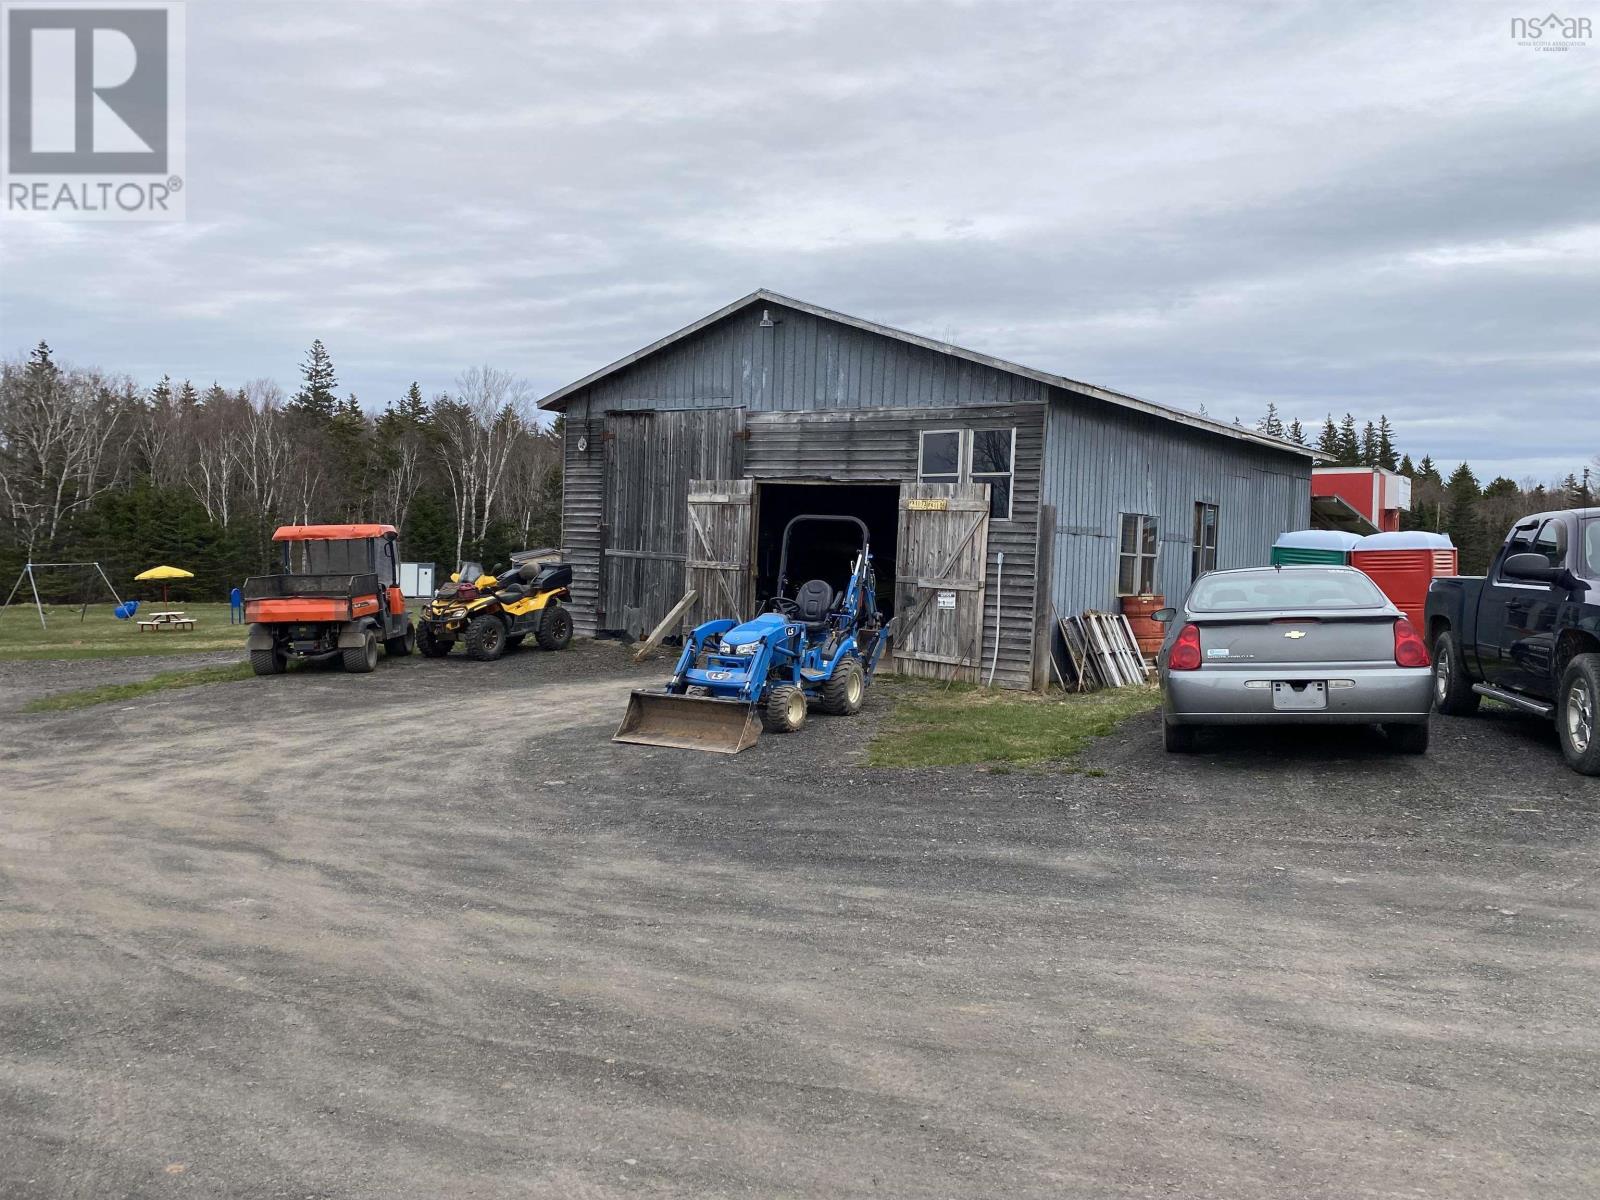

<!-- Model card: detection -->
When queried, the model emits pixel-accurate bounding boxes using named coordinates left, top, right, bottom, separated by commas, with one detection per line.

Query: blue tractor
left=614, top=514, right=888, bottom=753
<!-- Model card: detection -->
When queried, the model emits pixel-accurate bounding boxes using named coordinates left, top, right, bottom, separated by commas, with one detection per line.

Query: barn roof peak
left=538, top=288, right=1324, bottom=461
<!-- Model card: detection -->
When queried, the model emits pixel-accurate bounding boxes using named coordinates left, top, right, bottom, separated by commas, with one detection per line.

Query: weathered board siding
left=1042, top=390, right=1311, bottom=618
left=747, top=404, right=1045, bottom=690
left=572, top=303, right=1051, bottom=414
left=561, top=400, right=605, bottom=637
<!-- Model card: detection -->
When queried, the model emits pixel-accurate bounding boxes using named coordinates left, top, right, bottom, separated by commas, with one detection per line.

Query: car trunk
left=1190, top=607, right=1398, bottom=667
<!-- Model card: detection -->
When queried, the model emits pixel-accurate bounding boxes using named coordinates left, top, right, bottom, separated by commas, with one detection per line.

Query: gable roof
left=539, top=289, right=1325, bottom=462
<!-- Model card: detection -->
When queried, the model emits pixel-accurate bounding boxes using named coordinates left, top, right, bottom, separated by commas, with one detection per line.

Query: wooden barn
left=539, top=290, right=1318, bottom=689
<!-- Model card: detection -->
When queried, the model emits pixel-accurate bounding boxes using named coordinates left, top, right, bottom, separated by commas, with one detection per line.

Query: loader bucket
left=612, top=690, right=762, bottom=754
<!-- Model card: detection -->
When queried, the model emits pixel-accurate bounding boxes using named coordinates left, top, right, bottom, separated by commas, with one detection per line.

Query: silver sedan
left=1155, top=566, right=1434, bottom=754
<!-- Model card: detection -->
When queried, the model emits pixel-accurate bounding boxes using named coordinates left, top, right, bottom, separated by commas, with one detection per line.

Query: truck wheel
left=1432, top=631, right=1480, bottom=716
left=536, top=605, right=574, bottom=651
left=1163, top=720, right=1198, bottom=753
left=250, top=647, right=286, bottom=676
left=465, top=614, right=508, bottom=661
left=761, top=685, right=807, bottom=734
left=819, top=657, right=865, bottom=715
left=1556, top=654, right=1600, bottom=776
left=384, top=622, right=415, bottom=657
left=343, top=631, right=379, bottom=673
left=417, top=624, right=451, bottom=657
left=1383, top=722, right=1430, bottom=755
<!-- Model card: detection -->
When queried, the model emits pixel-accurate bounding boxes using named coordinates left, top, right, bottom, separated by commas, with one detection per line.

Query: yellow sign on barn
left=906, top=498, right=949, bottom=511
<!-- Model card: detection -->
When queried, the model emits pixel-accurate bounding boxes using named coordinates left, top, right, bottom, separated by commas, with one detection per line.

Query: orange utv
left=243, top=524, right=416, bottom=675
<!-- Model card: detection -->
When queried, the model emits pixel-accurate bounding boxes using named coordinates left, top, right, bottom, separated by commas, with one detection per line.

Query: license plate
left=1273, top=681, right=1327, bottom=711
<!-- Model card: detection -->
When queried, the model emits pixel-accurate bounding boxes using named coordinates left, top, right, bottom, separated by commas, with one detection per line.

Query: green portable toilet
left=1270, top=529, right=1362, bottom=566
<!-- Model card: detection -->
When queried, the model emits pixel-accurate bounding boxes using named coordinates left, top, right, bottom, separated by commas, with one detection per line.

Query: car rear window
left=1188, top=569, right=1387, bottom=612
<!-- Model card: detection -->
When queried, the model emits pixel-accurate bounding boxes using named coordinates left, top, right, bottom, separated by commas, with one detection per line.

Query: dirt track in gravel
left=2, top=639, right=1598, bottom=1198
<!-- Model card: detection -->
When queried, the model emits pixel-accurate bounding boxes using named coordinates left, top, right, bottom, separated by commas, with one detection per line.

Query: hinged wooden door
left=893, top=482, right=990, bottom=681
left=684, top=479, right=754, bottom=630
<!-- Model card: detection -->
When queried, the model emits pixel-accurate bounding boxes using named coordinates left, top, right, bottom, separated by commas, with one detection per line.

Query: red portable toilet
left=1350, top=532, right=1457, bottom=628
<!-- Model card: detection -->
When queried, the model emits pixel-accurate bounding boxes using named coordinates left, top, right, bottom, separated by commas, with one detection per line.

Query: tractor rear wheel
left=417, top=624, right=451, bottom=657
left=385, top=622, right=415, bottom=657
left=819, top=657, right=865, bottom=715
left=343, top=630, right=379, bottom=673
left=465, top=614, right=509, bottom=661
left=761, top=685, right=808, bottom=734
left=536, top=604, right=574, bottom=651
left=250, top=646, right=286, bottom=676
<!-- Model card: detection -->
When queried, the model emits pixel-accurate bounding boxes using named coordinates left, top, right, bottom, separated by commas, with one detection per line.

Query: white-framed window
left=1118, top=513, right=1159, bottom=596
left=1191, top=502, right=1219, bottom=581
left=917, top=427, right=1016, bottom=519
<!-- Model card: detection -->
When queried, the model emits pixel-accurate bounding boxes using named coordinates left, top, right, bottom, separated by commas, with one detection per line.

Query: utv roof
left=272, top=524, right=398, bottom=541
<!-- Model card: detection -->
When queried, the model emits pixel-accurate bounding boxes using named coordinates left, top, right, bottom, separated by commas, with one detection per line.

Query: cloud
left=1, top=0, right=1594, bottom=480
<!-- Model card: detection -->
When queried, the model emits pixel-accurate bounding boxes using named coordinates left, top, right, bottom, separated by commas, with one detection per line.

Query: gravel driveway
left=2, top=643, right=1596, bottom=1198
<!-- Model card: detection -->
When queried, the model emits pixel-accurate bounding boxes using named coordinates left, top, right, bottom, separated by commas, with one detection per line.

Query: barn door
left=684, top=479, right=754, bottom=629
left=893, top=482, right=990, bottom=681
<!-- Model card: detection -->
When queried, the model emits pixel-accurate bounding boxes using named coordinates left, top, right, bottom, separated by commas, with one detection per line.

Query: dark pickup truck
left=1426, top=507, right=1600, bottom=774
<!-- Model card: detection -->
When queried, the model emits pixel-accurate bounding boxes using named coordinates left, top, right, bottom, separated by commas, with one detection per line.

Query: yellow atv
left=416, top=552, right=574, bottom=661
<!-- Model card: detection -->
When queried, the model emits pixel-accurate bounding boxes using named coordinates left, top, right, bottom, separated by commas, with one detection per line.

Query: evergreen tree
left=1398, top=453, right=1415, bottom=476
left=1257, top=402, right=1285, bottom=438
left=290, top=338, right=339, bottom=420
left=1318, top=416, right=1339, bottom=456
left=177, top=379, right=199, bottom=409
left=1359, top=421, right=1377, bottom=467
left=1375, top=415, right=1399, bottom=471
left=1444, top=462, right=1487, bottom=573
left=1286, top=418, right=1305, bottom=446
left=149, top=374, right=172, bottom=406
left=203, top=382, right=229, bottom=407
left=1336, top=414, right=1361, bottom=465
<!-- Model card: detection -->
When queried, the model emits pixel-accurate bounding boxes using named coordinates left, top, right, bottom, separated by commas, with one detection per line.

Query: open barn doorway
left=753, top=483, right=899, bottom=621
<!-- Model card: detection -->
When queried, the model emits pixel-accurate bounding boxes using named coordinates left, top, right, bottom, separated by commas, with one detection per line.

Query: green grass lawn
left=22, top=662, right=257, bottom=712
left=0, top=602, right=249, bottom=660
left=868, top=678, right=1160, bottom=768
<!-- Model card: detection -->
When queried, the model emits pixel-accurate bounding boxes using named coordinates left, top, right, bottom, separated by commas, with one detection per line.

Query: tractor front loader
left=613, top=515, right=887, bottom=754
left=243, top=524, right=415, bottom=675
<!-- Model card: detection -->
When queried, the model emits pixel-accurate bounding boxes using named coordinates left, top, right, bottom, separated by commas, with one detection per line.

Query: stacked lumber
left=1054, top=610, right=1152, bottom=691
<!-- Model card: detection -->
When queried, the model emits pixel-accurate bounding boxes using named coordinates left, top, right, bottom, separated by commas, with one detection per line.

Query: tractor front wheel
left=536, top=604, right=574, bottom=651
left=250, top=646, right=287, bottom=676
left=465, top=614, right=509, bottom=661
left=385, top=622, right=415, bottom=657
left=819, top=657, right=865, bottom=715
left=343, top=630, right=379, bottom=673
left=761, top=685, right=808, bottom=734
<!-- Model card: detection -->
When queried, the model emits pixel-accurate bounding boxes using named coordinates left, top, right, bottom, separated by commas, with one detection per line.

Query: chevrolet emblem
left=1283, top=630, right=1307, bottom=639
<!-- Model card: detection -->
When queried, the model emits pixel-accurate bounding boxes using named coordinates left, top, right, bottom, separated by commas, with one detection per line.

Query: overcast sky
left=2, top=0, right=1596, bottom=481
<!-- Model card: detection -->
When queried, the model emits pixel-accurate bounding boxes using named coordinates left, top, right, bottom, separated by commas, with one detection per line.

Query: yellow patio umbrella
left=134, top=564, right=194, bottom=607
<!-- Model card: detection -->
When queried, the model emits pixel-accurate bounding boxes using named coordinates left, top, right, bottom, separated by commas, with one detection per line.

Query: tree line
left=0, top=340, right=562, bottom=605
left=1254, top=403, right=1596, bottom=575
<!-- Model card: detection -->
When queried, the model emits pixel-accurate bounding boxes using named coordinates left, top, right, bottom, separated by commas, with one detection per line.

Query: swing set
left=0, top=561, right=126, bottom=629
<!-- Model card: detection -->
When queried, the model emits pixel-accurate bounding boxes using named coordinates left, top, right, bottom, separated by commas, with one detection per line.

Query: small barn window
left=1117, top=513, right=1158, bottom=596
left=971, top=428, right=1014, bottom=519
left=1191, top=502, right=1219, bottom=580
left=919, top=430, right=962, bottom=484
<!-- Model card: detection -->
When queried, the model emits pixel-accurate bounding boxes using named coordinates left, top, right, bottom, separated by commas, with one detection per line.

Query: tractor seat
left=793, top=578, right=836, bottom=635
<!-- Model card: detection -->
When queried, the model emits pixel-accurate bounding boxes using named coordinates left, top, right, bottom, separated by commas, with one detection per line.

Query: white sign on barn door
left=893, top=482, right=990, bottom=682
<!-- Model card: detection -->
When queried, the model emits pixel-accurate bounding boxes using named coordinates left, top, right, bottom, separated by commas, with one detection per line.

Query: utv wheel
left=1383, top=722, right=1430, bottom=755
left=249, top=647, right=286, bottom=676
left=536, top=604, right=574, bottom=651
left=819, top=657, right=865, bottom=716
left=761, top=685, right=808, bottom=734
left=1557, top=654, right=1600, bottom=776
left=464, top=614, right=509, bottom=661
left=1432, top=631, right=1480, bottom=716
left=343, top=631, right=379, bottom=673
left=384, top=622, right=415, bottom=657
left=1163, top=720, right=1198, bottom=753
left=416, top=624, right=451, bottom=657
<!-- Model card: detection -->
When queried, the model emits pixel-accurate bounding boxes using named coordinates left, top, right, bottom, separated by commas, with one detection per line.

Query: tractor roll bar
left=775, top=514, right=871, bottom=597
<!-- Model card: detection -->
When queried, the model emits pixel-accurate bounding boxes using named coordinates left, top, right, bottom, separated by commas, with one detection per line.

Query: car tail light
left=1169, top=623, right=1203, bottom=671
left=1393, top=618, right=1430, bottom=668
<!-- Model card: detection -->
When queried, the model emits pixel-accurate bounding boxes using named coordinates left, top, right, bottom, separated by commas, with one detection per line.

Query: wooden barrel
left=1120, top=594, right=1166, bottom=658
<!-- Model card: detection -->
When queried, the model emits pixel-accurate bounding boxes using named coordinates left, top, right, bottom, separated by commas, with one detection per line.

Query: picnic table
left=137, top=610, right=198, bottom=632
